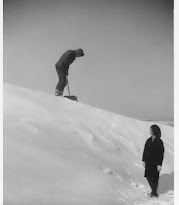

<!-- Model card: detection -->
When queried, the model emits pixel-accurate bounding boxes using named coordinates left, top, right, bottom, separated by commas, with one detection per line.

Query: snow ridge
left=3, top=83, right=174, bottom=205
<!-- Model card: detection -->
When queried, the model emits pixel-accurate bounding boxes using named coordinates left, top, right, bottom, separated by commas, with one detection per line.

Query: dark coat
left=55, top=50, right=76, bottom=76
left=142, top=137, right=164, bottom=182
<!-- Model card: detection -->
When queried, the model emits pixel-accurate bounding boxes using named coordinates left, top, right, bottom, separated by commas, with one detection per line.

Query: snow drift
left=3, top=83, right=174, bottom=205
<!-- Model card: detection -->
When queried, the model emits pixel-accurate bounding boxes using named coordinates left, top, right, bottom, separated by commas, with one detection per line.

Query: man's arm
left=65, top=67, right=69, bottom=76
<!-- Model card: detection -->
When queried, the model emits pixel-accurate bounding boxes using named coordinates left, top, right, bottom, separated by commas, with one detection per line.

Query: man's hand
left=142, top=161, right=145, bottom=168
left=157, top=165, right=162, bottom=172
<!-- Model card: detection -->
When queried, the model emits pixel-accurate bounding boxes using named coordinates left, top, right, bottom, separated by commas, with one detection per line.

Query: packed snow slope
left=3, top=84, right=174, bottom=205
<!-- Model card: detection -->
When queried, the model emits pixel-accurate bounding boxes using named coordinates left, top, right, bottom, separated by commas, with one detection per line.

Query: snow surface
left=3, top=83, right=174, bottom=205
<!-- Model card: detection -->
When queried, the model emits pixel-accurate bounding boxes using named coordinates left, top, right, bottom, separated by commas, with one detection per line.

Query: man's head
left=75, top=48, right=84, bottom=57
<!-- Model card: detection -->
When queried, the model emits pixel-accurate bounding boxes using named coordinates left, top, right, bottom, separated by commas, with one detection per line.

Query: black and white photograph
left=3, top=0, right=175, bottom=204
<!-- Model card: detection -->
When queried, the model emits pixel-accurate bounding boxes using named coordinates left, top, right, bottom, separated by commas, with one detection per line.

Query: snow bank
left=3, top=83, right=174, bottom=205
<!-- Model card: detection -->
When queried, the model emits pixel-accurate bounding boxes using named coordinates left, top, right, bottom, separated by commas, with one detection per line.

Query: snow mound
left=3, top=83, right=174, bottom=205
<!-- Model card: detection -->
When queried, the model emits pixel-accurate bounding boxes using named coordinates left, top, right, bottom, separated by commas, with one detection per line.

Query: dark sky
left=3, top=0, right=174, bottom=121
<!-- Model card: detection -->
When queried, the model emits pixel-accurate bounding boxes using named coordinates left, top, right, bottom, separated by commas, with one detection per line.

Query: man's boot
left=55, top=89, right=63, bottom=96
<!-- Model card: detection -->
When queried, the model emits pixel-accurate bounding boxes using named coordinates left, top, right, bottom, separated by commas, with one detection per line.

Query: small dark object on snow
left=64, top=95, right=78, bottom=102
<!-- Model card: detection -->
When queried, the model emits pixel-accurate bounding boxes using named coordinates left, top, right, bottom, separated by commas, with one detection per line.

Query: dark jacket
left=55, top=50, right=76, bottom=76
left=142, top=137, right=164, bottom=166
